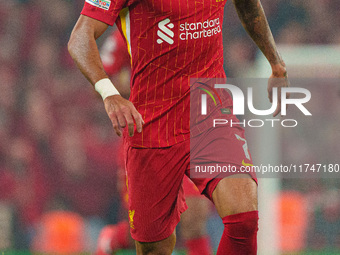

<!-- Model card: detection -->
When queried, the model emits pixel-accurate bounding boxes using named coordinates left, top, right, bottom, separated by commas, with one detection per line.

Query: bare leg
left=135, top=230, right=176, bottom=255
left=181, top=197, right=210, bottom=239
left=212, top=174, right=258, bottom=217
left=181, top=197, right=213, bottom=255
left=212, top=174, right=258, bottom=255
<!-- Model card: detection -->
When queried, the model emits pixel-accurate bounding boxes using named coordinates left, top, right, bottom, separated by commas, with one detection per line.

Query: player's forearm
left=68, top=19, right=108, bottom=85
left=232, top=0, right=286, bottom=76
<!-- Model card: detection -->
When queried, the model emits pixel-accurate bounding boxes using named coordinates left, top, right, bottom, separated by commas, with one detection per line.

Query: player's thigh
left=181, top=196, right=210, bottom=239
left=180, top=176, right=210, bottom=238
left=190, top=124, right=256, bottom=194
left=135, top=231, right=176, bottom=255
left=212, top=174, right=258, bottom=218
left=190, top=124, right=257, bottom=217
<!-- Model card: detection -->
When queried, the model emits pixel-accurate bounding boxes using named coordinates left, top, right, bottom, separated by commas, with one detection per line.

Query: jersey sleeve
left=81, top=0, right=132, bottom=26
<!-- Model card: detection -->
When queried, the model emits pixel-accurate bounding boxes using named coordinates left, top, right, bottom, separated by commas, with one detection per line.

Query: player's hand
left=103, top=95, right=144, bottom=137
left=267, top=66, right=290, bottom=117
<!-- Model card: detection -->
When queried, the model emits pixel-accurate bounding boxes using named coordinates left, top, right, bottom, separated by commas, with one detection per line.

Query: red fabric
left=101, top=30, right=131, bottom=76
left=82, top=0, right=228, bottom=148
left=189, top=125, right=257, bottom=200
left=217, top=211, right=259, bottom=255
left=121, top=148, right=201, bottom=210
left=185, top=236, right=213, bottom=255
left=124, top=141, right=189, bottom=242
left=81, top=0, right=137, bottom=26
left=124, top=123, right=257, bottom=242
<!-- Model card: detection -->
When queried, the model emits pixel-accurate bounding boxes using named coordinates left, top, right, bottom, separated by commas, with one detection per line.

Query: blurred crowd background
left=0, top=0, right=339, bottom=253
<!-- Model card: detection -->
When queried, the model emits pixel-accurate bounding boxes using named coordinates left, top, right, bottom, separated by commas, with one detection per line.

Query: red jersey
left=81, top=0, right=230, bottom=148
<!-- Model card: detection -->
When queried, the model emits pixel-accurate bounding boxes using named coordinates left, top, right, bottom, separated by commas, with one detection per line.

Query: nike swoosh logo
left=242, top=159, right=253, bottom=167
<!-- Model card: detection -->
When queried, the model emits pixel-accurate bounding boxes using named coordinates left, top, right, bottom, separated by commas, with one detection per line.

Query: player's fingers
left=132, top=111, right=144, bottom=133
left=279, top=78, right=290, bottom=115
left=282, top=91, right=290, bottom=115
left=273, top=103, right=281, bottom=117
left=109, top=114, right=122, bottom=137
left=116, top=110, right=126, bottom=129
left=124, top=113, right=135, bottom=137
left=267, top=82, right=273, bottom=103
left=277, top=86, right=282, bottom=103
left=268, top=91, right=273, bottom=103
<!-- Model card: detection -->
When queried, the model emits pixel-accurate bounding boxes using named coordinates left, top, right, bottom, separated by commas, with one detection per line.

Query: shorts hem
left=130, top=206, right=186, bottom=243
left=202, top=173, right=258, bottom=201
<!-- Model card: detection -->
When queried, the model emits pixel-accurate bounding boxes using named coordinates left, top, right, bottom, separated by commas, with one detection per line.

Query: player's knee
left=137, top=243, right=174, bottom=255
left=136, top=232, right=176, bottom=255
left=225, top=211, right=259, bottom=238
left=180, top=197, right=209, bottom=239
left=181, top=212, right=206, bottom=239
left=139, top=246, right=172, bottom=255
left=213, top=176, right=258, bottom=217
left=181, top=220, right=205, bottom=239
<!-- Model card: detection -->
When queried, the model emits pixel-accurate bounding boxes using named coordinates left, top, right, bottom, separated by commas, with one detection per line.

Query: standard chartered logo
left=157, top=18, right=174, bottom=45
left=179, top=18, right=221, bottom=40
left=157, top=17, right=221, bottom=44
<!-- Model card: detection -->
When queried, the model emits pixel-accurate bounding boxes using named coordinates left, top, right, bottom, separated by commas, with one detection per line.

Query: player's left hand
left=103, top=95, right=144, bottom=137
left=267, top=66, right=290, bottom=117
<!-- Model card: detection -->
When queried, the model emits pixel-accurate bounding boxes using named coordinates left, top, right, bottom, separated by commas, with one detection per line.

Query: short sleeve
left=81, top=0, right=129, bottom=26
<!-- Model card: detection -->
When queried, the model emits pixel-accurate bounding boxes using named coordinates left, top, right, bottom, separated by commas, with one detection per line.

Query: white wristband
left=95, top=78, right=120, bottom=100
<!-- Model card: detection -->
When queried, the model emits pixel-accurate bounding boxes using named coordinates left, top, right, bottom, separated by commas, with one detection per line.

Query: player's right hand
left=103, top=95, right=144, bottom=137
left=268, top=63, right=290, bottom=117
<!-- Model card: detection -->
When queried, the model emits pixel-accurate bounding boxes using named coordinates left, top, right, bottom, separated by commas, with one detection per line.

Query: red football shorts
left=124, top=125, right=257, bottom=242
left=119, top=156, right=201, bottom=211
